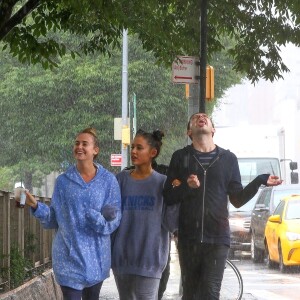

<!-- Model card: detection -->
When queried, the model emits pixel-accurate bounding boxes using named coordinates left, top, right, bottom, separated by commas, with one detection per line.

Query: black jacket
left=163, top=145, right=268, bottom=246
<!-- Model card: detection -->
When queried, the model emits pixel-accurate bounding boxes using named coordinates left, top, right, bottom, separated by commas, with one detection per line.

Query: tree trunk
left=24, top=171, right=33, bottom=193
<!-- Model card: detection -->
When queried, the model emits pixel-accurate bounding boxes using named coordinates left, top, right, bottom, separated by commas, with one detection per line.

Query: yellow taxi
left=264, top=194, right=300, bottom=272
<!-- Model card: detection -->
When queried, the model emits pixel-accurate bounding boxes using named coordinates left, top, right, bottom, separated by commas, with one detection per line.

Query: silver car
left=228, top=189, right=262, bottom=259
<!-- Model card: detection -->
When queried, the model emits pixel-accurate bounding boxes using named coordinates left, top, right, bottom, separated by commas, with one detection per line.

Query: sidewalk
left=100, top=241, right=257, bottom=300
left=100, top=240, right=181, bottom=299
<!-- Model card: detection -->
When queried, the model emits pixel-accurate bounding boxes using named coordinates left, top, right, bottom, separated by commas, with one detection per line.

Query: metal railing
left=0, top=190, right=54, bottom=292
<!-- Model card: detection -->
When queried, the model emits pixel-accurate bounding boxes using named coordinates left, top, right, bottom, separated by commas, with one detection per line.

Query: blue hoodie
left=32, top=163, right=121, bottom=289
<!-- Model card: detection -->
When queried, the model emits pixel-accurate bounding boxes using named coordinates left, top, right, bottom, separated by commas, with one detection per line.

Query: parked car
left=228, top=189, right=262, bottom=258
left=250, top=184, right=300, bottom=263
left=265, top=195, right=300, bottom=272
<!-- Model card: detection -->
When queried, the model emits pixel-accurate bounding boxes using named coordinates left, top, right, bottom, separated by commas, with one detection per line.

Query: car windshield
left=273, top=190, right=300, bottom=209
left=285, top=200, right=300, bottom=220
left=238, top=158, right=281, bottom=186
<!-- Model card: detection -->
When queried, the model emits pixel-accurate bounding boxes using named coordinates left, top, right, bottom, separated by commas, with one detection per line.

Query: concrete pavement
left=100, top=240, right=181, bottom=300
left=0, top=240, right=258, bottom=300
left=100, top=240, right=257, bottom=300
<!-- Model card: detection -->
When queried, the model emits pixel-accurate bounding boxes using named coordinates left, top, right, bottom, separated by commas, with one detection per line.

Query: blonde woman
left=25, top=128, right=121, bottom=300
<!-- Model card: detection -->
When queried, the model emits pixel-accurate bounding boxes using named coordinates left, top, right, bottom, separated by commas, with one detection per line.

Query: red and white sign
left=111, top=154, right=122, bottom=167
left=172, top=56, right=199, bottom=84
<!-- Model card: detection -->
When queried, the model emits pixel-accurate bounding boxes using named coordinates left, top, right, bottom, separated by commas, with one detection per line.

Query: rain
left=1, top=25, right=300, bottom=300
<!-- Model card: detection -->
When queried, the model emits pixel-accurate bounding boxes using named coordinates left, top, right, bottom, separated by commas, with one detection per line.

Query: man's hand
left=187, top=174, right=200, bottom=189
left=267, top=175, right=283, bottom=186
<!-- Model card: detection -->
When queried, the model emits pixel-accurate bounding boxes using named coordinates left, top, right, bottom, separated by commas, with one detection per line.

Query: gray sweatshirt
left=112, top=170, right=169, bottom=279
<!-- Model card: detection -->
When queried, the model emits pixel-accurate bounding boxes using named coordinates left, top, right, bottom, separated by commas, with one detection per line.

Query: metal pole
left=187, top=84, right=199, bottom=145
left=129, top=93, right=137, bottom=142
left=133, top=92, right=137, bottom=137
left=199, top=0, right=208, bottom=113
left=197, top=15, right=201, bottom=114
left=121, top=29, right=128, bottom=170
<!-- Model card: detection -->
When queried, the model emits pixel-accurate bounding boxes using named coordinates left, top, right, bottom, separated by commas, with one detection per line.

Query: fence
left=0, top=190, right=54, bottom=293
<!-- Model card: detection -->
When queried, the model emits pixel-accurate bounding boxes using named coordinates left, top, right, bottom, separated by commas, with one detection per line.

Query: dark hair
left=135, top=129, right=164, bottom=159
left=77, top=127, right=100, bottom=159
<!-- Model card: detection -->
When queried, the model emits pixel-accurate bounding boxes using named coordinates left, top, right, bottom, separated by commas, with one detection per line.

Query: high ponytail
left=135, top=129, right=165, bottom=159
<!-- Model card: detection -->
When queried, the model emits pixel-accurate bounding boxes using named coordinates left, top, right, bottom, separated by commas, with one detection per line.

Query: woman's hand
left=25, top=190, right=38, bottom=209
left=172, top=179, right=182, bottom=188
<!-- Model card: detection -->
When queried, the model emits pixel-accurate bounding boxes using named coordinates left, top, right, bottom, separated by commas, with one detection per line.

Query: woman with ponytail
left=112, top=129, right=171, bottom=300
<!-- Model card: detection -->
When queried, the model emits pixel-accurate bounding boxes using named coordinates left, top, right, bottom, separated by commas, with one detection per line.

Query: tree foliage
left=0, top=0, right=299, bottom=82
left=0, top=34, right=242, bottom=191
left=0, top=36, right=187, bottom=190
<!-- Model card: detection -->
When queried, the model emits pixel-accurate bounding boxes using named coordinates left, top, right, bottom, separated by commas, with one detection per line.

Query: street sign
left=114, top=117, right=130, bottom=140
left=172, top=56, right=199, bottom=84
left=111, top=154, right=122, bottom=167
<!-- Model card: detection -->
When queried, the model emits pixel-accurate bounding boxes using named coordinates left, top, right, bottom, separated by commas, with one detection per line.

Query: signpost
left=111, top=154, right=122, bottom=167
left=172, top=56, right=199, bottom=84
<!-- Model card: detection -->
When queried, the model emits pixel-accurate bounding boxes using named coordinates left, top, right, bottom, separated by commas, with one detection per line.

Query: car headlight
left=286, top=232, right=300, bottom=241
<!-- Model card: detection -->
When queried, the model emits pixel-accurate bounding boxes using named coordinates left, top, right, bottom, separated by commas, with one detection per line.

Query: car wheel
left=279, top=243, right=288, bottom=273
left=251, top=233, right=264, bottom=263
left=265, top=243, right=277, bottom=269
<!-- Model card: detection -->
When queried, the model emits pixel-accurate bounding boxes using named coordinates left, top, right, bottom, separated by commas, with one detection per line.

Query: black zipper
left=193, top=154, right=220, bottom=242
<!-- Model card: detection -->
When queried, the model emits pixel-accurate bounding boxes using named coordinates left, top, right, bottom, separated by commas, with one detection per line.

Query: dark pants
left=60, top=281, right=103, bottom=300
left=178, top=241, right=229, bottom=300
left=114, top=274, right=160, bottom=300
left=158, top=249, right=171, bottom=299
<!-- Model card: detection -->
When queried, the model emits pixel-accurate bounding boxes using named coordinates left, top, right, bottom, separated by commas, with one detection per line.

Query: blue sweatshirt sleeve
left=162, top=203, right=179, bottom=233
left=86, top=175, right=121, bottom=235
left=30, top=180, right=61, bottom=229
left=31, top=201, right=58, bottom=229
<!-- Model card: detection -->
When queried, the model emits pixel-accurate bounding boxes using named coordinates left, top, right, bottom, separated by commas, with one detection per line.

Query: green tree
left=0, top=167, right=15, bottom=191
left=0, top=35, right=242, bottom=190
left=0, top=0, right=299, bottom=82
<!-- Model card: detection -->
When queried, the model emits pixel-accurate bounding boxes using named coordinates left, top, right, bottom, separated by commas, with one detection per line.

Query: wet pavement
left=100, top=241, right=256, bottom=300
left=100, top=241, right=180, bottom=300
left=100, top=240, right=181, bottom=300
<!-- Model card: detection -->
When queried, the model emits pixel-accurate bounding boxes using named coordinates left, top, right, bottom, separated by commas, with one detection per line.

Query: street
left=235, top=256, right=300, bottom=300
left=100, top=243, right=300, bottom=300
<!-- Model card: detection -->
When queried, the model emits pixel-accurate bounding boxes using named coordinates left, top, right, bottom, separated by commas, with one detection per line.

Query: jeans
left=60, top=281, right=103, bottom=300
left=178, top=241, right=229, bottom=300
left=114, top=273, right=160, bottom=300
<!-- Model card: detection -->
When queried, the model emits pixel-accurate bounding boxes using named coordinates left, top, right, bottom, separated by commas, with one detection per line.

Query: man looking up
left=163, top=113, right=282, bottom=299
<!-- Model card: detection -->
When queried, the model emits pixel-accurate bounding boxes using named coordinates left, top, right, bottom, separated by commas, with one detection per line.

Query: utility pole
left=128, top=92, right=137, bottom=145
left=131, top=93, right=137, bottom=138
left=199, top=0, right=208, bottom=113
left=121, top=29, right=129, bottom=170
